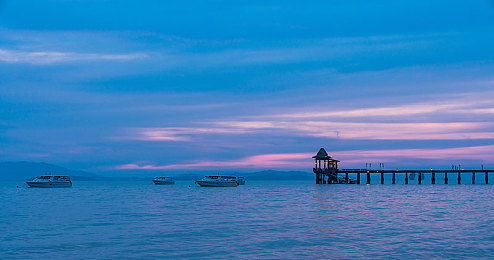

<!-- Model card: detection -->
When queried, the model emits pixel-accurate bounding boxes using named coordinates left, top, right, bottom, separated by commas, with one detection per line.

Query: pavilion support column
left=357, top=173, right=360, bottom=184
left=392, top=172, right=396, bottom=184
left=445, top=172, right=448, bottom=184
left=367, top=172, right=371, bottom=184
left=431, top=172, right=435, bottom=184
left=472, top=172, right=475, bottom=184
left=458, top=172, right=461, bottom=185
left=418, top=172, right=422, bottom=184
left=486, top=172, right=489, bottom=184
left=405, top=172, right=408, bottom=184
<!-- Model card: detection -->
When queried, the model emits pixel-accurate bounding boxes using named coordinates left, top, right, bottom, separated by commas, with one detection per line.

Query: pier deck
left=312, top=148, right=493, bottom=184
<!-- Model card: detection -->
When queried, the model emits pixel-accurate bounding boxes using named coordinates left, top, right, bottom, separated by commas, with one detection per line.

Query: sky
left=2, top=0, right=494, bottom=174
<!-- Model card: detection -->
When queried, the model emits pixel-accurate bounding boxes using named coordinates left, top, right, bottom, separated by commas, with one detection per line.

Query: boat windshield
left=38, top=176, right=52, bottom=179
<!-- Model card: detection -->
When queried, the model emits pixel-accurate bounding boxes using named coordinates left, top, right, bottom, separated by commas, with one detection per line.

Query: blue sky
left=1, top=0, right=494, bottom=174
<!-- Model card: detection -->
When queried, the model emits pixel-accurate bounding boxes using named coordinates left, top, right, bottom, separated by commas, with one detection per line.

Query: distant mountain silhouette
left=0, top=161, right=97, bottom=180
left=236, top=170, right=312, bottom=180
left=124, top=170, right=313, bottom=181
left=0, top=161, right=313, bottom=181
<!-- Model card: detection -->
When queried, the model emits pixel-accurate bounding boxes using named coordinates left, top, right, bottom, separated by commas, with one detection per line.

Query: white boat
left=26, top=175, right=72, bottom=188
left=153, top=177, right=175, bottom=185
left=195, top=176, right=239, bottom=187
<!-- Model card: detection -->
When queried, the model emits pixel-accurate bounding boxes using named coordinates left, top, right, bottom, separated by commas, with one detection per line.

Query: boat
left=152, top=177, right=175, bottom=185
left=195, top=176, right=239, bottom=187
left=26, top=175, right=72, bottom=188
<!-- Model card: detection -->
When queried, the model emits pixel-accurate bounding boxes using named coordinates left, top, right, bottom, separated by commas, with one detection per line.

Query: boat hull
left=195, top=180, right=238, bottom=187
left=153, top=180, right=175, bottom=185
left=26, top=182, right=72, bottom=188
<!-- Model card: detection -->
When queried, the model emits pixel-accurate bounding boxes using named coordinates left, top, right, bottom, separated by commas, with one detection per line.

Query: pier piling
left=486, top=172, right=489, bottom=184
left=432, top=172, right=435, bottom=184
left=357, top=173, right=360, bottom=184
left=458, top=172, right=461, bottom=184
left=392, top=172, right=396, bottom=184
left=418, top=172, right=422, bottom=184
left=405, top=172, right=408, bottom=184
left=380, top=172, right=384, bottom=184
left=445, top=172, right=448, bottom=184
left=367, top=172, right=370, bottom=184
left=472, top=172, right=475, bottom=184
left=345, top=172, right=349, bottom=183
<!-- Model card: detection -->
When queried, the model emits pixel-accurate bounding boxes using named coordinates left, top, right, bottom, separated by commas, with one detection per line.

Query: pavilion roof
left=312, top=148, right=339, bottom=162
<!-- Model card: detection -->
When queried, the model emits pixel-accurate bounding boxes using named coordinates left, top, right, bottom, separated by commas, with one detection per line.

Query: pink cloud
left=115, top=145, right=494, bottom=171
left=115, top=152, right=314, bottom=170
left=125, top=121, right=494, bottom=143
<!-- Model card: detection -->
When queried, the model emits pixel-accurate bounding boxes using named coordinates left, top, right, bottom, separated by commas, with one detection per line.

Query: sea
left=1, top=179, right=494, bottom=259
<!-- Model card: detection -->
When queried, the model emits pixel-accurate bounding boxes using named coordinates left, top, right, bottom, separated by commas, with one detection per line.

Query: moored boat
left=153, top=177, right=175, bottom=185
left=195, top=176, right=239, bottom=187
left=26, top=175, right=72, bottom=188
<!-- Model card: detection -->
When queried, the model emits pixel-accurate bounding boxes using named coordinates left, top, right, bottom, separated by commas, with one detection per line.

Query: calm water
left=1, top=180, right=494, bottom=259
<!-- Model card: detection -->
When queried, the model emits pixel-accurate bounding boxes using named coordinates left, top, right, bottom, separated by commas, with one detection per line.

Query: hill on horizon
left=0, top=161, right=314, bottom=181
left=0, top=161, right=98, bottom=181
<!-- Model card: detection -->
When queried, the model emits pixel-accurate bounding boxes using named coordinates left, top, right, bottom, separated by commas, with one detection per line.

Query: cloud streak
left=129, top=121, right=494, bottom=141
left=116, top=144, right=494, bottom=170
left=123, top=92, right=494, bottom=143
left=116, top=152, right=314, bottom=170
left=0, top=48, right=147, bottom=65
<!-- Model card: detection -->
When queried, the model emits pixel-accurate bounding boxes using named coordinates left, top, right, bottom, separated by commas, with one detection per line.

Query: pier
left=313, top=148, right=493, bottom=184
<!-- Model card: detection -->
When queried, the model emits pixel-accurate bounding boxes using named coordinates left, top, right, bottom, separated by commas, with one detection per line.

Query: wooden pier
left=313, top=148, right=493, bottom=184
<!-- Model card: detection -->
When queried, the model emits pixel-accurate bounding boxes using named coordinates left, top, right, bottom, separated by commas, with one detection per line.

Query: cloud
left=127, top=127, right=253, bottom=142
left=130, top=121, right=494, bottom=141
left=115, top=91, right=494, bottom=147
left=116, top=152, right=314, bottom=170
left=0, top=48, right=147, bottom=65
left=115, top=144, right=494, bottom=170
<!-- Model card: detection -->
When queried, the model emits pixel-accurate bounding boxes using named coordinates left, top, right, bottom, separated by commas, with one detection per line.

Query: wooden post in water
left=405, top=172, right=408, bottom=184
left=345, top=172, right=349, bottom=183
left=458, top=171, right=461, bottom=184
left=357, top=173, right=360, bottom=184
left=486, top=172, right=489, bottom=184
left=367, top=172, right=370, bottom=184
left=392, top=172, right=396, bottom=184
left=381, top=172, right=384, bottom=184
left=445, top=172, right=448, bottom=184
left=431, top=172, right=435, bottom=184
left=472, top=172, right=475, bottom=184
left=418, top=172, right=422, bottom=184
